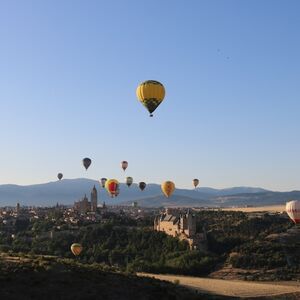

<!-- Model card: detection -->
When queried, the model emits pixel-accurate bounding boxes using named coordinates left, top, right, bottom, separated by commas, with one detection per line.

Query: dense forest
left=0, top=210, right=299, bottom=280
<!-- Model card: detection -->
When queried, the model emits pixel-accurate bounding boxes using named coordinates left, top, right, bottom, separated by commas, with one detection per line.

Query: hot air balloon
left=136, top=80, right=165, bottom=117
left=82, top=158, right=92, bottom=170
left=161, top=181, right=175, bottom=198
left=105, top=179, right=120, bottom=198
left=57, top=173, right=63, bottom=180
left=126, top=177, right=133, bottom=187
left=139, top=182, right=146, bottom=191
left=71, top=243, right=83, bottom=256
left=121, top=161, right=128, bottom=171
left=100, top=178, right=107, bottom=188
left=193, top=179, right=199, bottom=188
left=286, top=200, right=300, bottom=224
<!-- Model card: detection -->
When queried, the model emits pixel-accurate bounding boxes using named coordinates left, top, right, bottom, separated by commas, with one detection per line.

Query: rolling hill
left=0, top=178, right=299, bottom=207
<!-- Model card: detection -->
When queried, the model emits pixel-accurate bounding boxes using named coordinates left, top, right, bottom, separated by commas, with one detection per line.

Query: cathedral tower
left=91, top=185, right=98, bottom=212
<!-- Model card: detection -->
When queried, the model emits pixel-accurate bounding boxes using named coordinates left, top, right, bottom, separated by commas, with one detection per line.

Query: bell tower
left=91, top=185, right=98, bottom=212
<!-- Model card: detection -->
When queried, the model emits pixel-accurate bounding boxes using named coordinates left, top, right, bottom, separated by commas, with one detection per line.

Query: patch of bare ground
left=138, top=273, right=300, bottom=299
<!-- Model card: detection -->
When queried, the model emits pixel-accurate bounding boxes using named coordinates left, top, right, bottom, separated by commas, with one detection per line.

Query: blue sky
left=0, top=0, right=299, bottom=190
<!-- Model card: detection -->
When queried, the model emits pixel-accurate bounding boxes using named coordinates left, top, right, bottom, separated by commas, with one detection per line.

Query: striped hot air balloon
left=286, top=200, right=300, bottom=224
left=71, top=243, right=83, bottom=256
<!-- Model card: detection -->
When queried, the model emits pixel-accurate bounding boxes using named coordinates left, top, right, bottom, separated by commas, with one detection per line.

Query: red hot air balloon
left=105, top=179, right=120, bottom=198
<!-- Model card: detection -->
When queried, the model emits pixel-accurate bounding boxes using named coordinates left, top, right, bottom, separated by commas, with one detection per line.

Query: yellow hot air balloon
left=71, top=243, right=83, bottom=256
left=161, top=181, right=175, bottom=198
left=136, top=80, right=165, bottom=117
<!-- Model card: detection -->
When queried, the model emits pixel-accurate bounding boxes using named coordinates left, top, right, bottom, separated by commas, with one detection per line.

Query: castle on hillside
left=74, top=185, right=98, bottom=214
left=154, top=208, right=207, bottom=250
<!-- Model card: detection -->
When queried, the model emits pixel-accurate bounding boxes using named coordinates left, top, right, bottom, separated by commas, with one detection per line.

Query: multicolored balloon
left=286, top=200, right=300, bottom=224
left=126, top=177, right=133, bottom=187
left=193, top=179, right=199, bottom=188
left=121, top=161, right=128, bottom=171
left=71, top=243, right=83, bottom=256
left=105, top=179, right=120, bottom=198
left=57, top=173, right=63, bottom=180
left=139, top=182, right=146, bottom=191
left=100, top=178, right=107, bottom=188
left=136, top=80, right=165, bottom=117
left=82, top=158, right=92, bottom=170
left=161, top=181, right=175, bottom=198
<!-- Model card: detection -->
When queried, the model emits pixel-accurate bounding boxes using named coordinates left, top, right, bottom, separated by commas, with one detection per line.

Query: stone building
left=74, top=185, right=98, bottom=214
left=154, top=208, right=207, bottom=250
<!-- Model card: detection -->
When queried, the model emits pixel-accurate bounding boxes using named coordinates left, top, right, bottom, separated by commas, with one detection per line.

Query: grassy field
left=138, top=273, right=300, bottom=299
left=220, top=205, right=285, bottom=213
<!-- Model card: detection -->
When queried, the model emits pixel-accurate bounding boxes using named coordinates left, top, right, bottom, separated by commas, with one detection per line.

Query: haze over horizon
left=1, top=1, right=300, bottom=191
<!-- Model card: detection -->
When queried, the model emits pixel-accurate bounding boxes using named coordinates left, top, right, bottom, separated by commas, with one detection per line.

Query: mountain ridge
left=0, top=178, right=298, bottom=207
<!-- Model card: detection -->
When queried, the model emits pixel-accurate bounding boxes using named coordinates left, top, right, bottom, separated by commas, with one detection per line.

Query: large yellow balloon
left=161, top=181, right=175, bottom=198
left=71, top=243, right=83, bottom=256
left=136, top=80, right=165, bottom=117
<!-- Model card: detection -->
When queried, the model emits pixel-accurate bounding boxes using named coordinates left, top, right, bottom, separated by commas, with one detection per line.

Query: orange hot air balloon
left=161, top=181, right=175, bottom=198
left=121, top=161, right=128, bottom=171
left=105, top=179, right=120, bottom=198
left=71, top=243, right=83, bottom=256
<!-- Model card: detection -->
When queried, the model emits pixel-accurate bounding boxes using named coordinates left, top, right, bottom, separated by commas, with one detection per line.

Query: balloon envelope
left=286, top=200, right=300, bottom=224
left=57, top=173, right=63, bottom=180
left=139, top=182, right=146, bottom=191
left=105, top=179, right=120, bottom=197
left=161, top=181, right=175, bottom=198
left=126, top=176, right=133, bottom=187
left=71, top=243, right=83, bottom=256
left=136, top=80, right=165, bottom=117
left=82, top=158, right=92, bottom=170
left=121, top=161, right=128, bottom=171
left=100, top=178, right=107, bottom=188
left=193, top=179, right=199, bottom=188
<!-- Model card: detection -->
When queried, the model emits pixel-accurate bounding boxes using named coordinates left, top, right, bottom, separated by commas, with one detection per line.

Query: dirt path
left=138, top=273, right=300, bottom=298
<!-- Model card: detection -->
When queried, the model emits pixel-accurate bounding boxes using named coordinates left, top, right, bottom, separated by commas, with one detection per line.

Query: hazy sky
left=0, top=0, right=299, bottom=190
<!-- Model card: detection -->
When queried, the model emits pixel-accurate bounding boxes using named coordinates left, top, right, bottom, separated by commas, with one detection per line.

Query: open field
left=138, top=273, right=300, bottom=298
left=220, top=205, right=285, bottom=213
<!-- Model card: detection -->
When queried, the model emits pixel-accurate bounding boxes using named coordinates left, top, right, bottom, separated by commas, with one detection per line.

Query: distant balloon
left=286, top=200, right=300, bottom=224
left=105, top=179, right=120, bottom=198
left=57, top=173, right=63, bottom=181
left=100, top=178, right=107, bottom=188
left=136, top=80, right=165, bottom=117
left=121, top=161, right=128, bottom=171
left=139, top=182, right=146, bottom=191
left=193, top=179, right=199, bottom=188
left=82, top=158, right=92, bottom=170
left=161, top=181, right=175, bottom=198
left=126, top=177, right=133, bottom=187
left=71, top=243, right=83, bottom=256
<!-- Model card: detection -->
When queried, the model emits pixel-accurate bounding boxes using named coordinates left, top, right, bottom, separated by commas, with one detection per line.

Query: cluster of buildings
left=154, top=208, right=207, bottom=250
left=74, top=185, right=99, bottom=214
